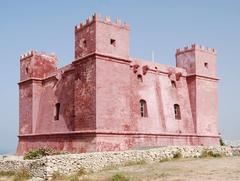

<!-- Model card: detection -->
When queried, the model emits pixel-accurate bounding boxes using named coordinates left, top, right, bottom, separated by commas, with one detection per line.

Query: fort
left=16, top=13, right=219, bottom=155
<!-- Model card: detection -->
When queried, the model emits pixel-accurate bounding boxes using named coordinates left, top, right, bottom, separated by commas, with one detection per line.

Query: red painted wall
left=16, top=14, right=220, bottom=155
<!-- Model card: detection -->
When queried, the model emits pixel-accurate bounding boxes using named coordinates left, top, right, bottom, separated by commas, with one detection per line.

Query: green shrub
left=173, top=151, right=182, bottom=159
left=112, top=172, right=129, bottom=181
left=200, top=150, right=222, bottom=158
left=76, top=168, right=87, bottom=176
left=220, top=137, right=225, bottom=146
left=24, top=147, right=68, bottom=160
left=200, top=150, right=208, bottom=158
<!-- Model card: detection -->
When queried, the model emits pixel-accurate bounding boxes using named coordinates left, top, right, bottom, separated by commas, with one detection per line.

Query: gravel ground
left=79, top=157, right=240, bottom=181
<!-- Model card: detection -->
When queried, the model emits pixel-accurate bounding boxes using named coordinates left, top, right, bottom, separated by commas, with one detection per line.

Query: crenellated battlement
left=20, top=50, right=37, bottom=60
left=20, top=50, right=57, bottom=62
left=176, top=44, right=217, bottom=55
left=75, top=13, right=130, bottom=32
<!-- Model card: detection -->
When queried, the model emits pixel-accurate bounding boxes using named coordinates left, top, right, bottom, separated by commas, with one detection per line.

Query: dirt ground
left=79, top=157, right=240, bottom=181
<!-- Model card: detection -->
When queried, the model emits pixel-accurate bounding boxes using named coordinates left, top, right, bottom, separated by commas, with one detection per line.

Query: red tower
left=176, top=45, right=219, bottom=137
left=16, top=14, right=220, bottom=155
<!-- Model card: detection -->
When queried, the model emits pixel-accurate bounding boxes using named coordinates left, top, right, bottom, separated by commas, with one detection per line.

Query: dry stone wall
left=0, top=146, right=238, bottom=179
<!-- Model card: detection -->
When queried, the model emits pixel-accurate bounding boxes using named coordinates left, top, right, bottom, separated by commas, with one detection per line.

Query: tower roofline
left=176, top=44, right=217, bottom=55
left=20, top=50, right=57, bottom=61
left=75, top=13, right=130, bottom=32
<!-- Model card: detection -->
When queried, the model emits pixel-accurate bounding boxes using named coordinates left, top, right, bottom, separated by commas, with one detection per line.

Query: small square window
left=110, top=39, right=116, bottom=47
left=137, top=74, right=143, bottom=82
left=204, top=62, right=208, bottom=69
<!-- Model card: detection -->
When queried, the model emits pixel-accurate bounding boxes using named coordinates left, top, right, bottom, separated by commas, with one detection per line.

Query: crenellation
left=75, top=13, right=130, bottom=32
left=116, top=18, right=121, bottom=25
left=176, top=44, right=217, bottom=55
left=104, top=16, right=111, bottom=23
left=20, top=50, right=36, bottom=60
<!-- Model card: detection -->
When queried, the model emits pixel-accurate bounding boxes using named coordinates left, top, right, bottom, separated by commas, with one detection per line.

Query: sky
left=0, top=0, right=239, bottom=154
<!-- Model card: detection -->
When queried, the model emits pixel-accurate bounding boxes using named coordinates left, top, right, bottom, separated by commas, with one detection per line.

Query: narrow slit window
left=83, top=40, right=87, bottom=48
left=140, top=99, right=148, bottom=117
left=174, top=104, right=181, bottom=120
left=171, top=80, right=176, bottom=88
left=110, top=39, right=116, bottom=47
left=25, top=67, right=29, bottom=74
left=54, top=103, right=60, bottom=120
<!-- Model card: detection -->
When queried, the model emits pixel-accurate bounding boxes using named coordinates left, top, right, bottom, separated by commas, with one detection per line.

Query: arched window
left=140, top=99, right=148, bottom=117
left=174, top=104, right=181, bottom=120
left=54, top=103, right=60, bottom=120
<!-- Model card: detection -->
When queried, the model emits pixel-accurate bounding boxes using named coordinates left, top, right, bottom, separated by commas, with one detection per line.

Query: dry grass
left=0, top=169, right=30, bottom=181
left=77, top=157, right=240, bottom=181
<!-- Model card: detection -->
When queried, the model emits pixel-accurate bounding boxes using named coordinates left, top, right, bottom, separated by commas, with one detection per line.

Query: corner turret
left=20, top=50, right=57, bottom=82
left=175, top=44, right=219, bottom=138
left=176, top=44, right=217, bottom=78
left=74, top=13, right=130, bottom=60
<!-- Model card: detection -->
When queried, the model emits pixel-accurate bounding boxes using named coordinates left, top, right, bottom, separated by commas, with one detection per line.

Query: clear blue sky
left=0, top=0, right=239, bottom=153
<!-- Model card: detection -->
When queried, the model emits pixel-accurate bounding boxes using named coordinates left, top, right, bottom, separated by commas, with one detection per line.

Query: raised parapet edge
left=20, top=50, right=57, bottom=63
left=75, top=13, right=130, bottom=32
left=176, top=44, right=217, bottom=55
left=20, top=50, right=37, bottom=60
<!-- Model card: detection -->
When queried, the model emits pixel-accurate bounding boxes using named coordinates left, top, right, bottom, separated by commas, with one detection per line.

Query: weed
left=200, top=150, right=222, bottom=158
left=24, top=147, right=68, bottom=160
left=124, top=159, right=146, bottom=166
left=51, top=171, right=64, bottom=180
left=76, top=168, right=87, bottom=176
left=112, top=172, right=129, bottom=181
left=173, top=152, right=182, bottom=159
left=0, top=171, right=15, bottom=176
left=220, top=137, right=225, bottom=146
left=14, top=169, right=30, bottom=181
left=68, top=174, right=79, bottom=181
left=159, top=157, right=170, bottom=162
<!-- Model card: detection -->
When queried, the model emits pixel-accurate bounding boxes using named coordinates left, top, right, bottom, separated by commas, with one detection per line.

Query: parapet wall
left=0, top=146, right=238, bottom=179
left=75, top=13, right=130, bottom=32
left=20, top=50, right=57, bottom=61
left=176, top=44, right=217, bottom=55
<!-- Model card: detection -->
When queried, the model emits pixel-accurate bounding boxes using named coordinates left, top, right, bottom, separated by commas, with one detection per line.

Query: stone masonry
left=17, top=13, right=220, bottom=155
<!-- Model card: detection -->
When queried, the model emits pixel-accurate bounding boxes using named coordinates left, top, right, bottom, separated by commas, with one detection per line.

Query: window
left=174, top=104, right=181, bottom=120
left=110, top=39, right=116, bottom=47
left=171, top=80, right=176, bottom=88
left=204, top=62, right=208, bottom=69
left=83, top=40, right=87, bottom=48
left=25, top=67, right=29, bottom=74
left=137, top=74, right=143, bottom=82
left=140, top=99, right=148, bottom=117
left=54, top=103, right=60, bottom=120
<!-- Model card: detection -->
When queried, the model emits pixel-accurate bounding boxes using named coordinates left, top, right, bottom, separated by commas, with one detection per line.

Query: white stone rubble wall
left=0, top=146, right=237, bottom=179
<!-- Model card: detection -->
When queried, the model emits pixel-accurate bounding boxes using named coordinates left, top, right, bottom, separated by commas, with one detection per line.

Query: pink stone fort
left=17, top=13, right=219, bottom=155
